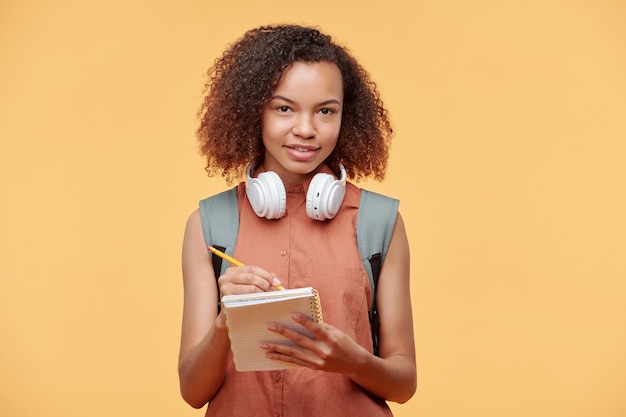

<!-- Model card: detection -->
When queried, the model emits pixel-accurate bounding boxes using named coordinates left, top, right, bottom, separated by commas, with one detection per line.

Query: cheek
left=261, top=115, right=278, bottom=144
left=322, top=119, right=342, bottom=142
left=262, top=114, right=290, bottom=137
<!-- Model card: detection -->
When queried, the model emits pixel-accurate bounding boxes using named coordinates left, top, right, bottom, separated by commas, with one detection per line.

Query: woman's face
left=261, top=61, right=343, bottom=187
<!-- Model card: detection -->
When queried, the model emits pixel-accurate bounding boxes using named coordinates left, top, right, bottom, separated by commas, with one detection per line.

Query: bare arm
left=178, top=209, right=230, bottom=408
left=261, top=213, right=417, bottom=403
left=178, top=209, right=283, bottom=408
left=348, top=212, right=417, bottom=402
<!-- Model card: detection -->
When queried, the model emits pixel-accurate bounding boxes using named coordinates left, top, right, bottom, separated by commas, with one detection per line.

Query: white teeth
left=293, top=147, right=310, bottom=152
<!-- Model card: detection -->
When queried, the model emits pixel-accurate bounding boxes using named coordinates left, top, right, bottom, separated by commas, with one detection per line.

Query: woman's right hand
left=217, top=265, right=283, bottom=296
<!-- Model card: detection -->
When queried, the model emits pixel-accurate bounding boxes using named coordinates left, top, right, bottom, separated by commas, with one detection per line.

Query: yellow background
left=1, top=0, right=625, bottom=416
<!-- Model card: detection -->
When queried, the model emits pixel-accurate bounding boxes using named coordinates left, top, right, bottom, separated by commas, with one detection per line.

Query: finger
left=259, top=341, right=317, bottom=369
left=219, top=266, right=276, bottom=293
left=267, top=322, right=318, bottom=345
left=241, top=266, right=283, bottom=290
left=289, top=313, right=326, bottom=340
left=264, top=349, right=311, bottom=368
left=234, top=266, right=282, bottom=291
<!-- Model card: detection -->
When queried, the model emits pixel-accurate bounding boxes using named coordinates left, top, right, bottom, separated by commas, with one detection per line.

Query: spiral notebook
left=221, top=287, right=323, bottom=372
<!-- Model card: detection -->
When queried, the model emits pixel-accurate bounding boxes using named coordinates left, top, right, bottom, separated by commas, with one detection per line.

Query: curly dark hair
left=197, top=24, right=393, bottom=183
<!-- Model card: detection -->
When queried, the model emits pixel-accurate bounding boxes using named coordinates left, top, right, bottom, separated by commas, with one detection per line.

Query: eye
left=318, top=108, right=336, bottom=115
left=277, top=105, right=292, bottom=113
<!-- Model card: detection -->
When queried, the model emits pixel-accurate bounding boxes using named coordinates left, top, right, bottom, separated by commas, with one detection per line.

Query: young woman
left=179, top=24, right=416, bottom=416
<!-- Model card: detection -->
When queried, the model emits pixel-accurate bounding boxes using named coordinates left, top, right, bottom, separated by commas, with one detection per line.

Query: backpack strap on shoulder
left=357, top=189, right=399, bottom=356
left=198, top=186, right=240, bottom=311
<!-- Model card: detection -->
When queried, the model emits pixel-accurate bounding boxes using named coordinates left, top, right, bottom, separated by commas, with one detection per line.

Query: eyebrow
left=270, top=95, right=342, bottom=106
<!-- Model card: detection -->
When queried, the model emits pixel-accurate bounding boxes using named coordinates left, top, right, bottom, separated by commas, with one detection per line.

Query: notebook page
left=223, top=291, right=319, bottom=371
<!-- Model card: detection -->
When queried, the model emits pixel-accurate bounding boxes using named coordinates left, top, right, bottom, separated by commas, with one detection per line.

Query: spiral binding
left=310, top=289, right=324, bottom=324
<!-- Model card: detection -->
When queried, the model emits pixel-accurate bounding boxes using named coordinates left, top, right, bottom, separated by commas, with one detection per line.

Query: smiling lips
left=286, top=144, right=319, bottom=152
left=284, top=144, right=320, bottom=162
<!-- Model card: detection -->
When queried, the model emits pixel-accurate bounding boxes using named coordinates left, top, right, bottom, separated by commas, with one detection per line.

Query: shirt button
left=273, top=371, right=281, bottom=381
left=280, top=250, right=287, bottom=257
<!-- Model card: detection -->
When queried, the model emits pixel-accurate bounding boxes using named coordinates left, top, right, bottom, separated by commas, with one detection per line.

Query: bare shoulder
left=183, top=209, right=206, bottom=255
left=182, top=208, right=212, bottom=279
left=376, top=210, right=414, bottom=356
left=389, top=211, right=409, bottom=260
left=180, top=208, right=219, bottom=352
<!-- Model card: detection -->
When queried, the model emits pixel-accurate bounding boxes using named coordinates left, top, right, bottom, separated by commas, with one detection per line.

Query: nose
left=292, top=114, right=316, bottom=139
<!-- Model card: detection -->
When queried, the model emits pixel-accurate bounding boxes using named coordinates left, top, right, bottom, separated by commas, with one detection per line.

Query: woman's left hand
left=260, top=313, right=367, bottom=374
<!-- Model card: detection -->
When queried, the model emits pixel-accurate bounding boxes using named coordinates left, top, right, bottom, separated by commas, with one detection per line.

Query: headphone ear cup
left=306, top=173, right=346, bottom=221
left=246, top=171, right=286, bottom=219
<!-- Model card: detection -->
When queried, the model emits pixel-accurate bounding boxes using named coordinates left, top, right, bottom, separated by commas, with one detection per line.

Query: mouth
left=286, top=145, right=320, bottom=152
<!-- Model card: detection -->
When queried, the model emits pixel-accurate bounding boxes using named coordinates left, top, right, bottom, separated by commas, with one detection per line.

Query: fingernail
left=272, top=277, right=282, bottom=286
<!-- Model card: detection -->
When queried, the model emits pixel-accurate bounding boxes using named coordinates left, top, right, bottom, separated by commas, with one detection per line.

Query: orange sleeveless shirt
left=204, top=166, right=392, bottom=416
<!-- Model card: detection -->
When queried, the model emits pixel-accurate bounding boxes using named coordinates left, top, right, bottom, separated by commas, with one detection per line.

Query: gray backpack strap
left=357, top=189, right=399, bottom=295
left=198, top=186, right=240, bottom=278
left=357, top=189, right=399, bottom=356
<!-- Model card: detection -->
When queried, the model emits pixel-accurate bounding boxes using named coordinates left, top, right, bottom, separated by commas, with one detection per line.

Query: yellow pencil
left=208, top=245, right=286, bottom=291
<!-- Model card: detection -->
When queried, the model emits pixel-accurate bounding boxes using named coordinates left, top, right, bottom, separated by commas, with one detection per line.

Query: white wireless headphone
left=245, top=161, right=347, bottom=221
